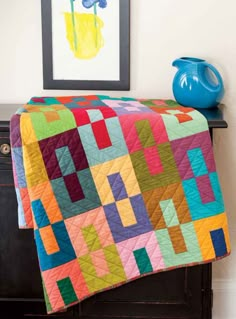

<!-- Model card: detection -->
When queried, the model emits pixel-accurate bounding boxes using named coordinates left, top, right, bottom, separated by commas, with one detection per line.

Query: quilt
left=10, top=95, right=230, bottom=314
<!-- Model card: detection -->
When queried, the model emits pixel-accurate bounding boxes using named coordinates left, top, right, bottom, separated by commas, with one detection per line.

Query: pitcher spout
left=172, top=57, right=205, bottom=69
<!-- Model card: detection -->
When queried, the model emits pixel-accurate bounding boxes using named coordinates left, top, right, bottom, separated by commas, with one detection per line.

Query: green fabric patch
left=82, top=224, right=102, bottom=252
left=30, top=109, right=76, bottom=140
left=155, top=222, right=203, bottom=267
left=98, top=95, right=136, bottom=101
left=133, top=248, right=153, bottom=274
left=28, top=97, right=61, bottom=105
left=42, top=281, right=52, bottom=312
left=135, top=119, right=156, bottom=148
left=78, top=244, right=127, bottom=292
left=160, top=199, right=180, bottom=227
left=57, top=277, right=78, bottom=305
left=161, top=110, right=208, bottom=141
left=138, top=100, right=156, bottom=107
left=165, top=100, right=180, bottom=107
left=131, top=143, right=180, bottom=192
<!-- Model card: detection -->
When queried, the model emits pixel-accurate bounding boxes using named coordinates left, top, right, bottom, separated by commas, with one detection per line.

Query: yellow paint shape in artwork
left=64, top=12, right=104, bottom=59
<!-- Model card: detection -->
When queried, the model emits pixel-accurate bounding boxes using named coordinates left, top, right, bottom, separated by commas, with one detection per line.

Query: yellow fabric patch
left=20, top=113, right=38, bottom=145
left=194, top=213, right=230, bottom=260
left=116, top=198, right=137, bottom=227
left=91, top=155, right=141, bottom=205
left=23, top=142, right=49, bottom=188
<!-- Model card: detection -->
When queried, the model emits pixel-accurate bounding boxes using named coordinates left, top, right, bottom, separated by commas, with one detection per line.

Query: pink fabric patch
left=90, top=250, right=110, bottom=277
left=152, top=100, right=168, bottom=106
left=144, top=146, right=163, bottom=175
left=171, top=131, right=216, bottom=180
left=65, top=207, right=114, bottom=257
left=116, top=231, right=165, bottom=279
left=42, top=260, right=89, bottom=311
left=119, top=114, right=169, bottom=153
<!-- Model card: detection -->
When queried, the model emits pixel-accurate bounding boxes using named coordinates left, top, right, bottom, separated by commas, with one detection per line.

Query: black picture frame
left=41, top=0, right=130, bottom=90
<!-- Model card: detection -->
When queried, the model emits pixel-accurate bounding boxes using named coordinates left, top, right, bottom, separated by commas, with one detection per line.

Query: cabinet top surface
left=0, top=103, right=227, bottom=129
left=0, top=104, right=22, bottom=121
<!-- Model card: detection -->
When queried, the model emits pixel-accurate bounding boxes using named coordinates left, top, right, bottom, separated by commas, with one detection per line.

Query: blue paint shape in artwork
left=82, top=0, right=107, bottom=9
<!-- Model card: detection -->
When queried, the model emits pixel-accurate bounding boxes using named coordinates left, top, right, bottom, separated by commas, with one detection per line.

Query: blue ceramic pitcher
left=172, top=57, right=224, bottom=109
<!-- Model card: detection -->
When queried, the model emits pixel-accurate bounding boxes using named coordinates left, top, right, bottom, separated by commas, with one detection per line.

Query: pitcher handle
left=202, top=62, right=224, bottom=92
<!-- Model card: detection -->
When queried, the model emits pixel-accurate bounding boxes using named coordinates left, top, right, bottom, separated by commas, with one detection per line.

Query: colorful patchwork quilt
left=10, top=95, right=230, bottom=314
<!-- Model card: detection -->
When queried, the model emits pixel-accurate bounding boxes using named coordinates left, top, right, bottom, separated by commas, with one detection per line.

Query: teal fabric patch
left=133, top=247, right=153, bottom=274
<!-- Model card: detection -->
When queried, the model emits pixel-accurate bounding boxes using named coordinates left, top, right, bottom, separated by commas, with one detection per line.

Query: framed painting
left=41, top=0, right=130, bottom=90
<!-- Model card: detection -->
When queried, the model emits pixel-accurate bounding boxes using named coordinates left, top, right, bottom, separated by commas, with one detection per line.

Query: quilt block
left=10, top=95, right=230, bottom=314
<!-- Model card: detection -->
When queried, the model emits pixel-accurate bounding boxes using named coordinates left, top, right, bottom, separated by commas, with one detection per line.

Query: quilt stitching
left=10, top=95, right=231, bottom=314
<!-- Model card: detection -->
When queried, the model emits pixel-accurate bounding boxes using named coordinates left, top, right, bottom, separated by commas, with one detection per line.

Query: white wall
left=1, top=0, right=236, bottom=317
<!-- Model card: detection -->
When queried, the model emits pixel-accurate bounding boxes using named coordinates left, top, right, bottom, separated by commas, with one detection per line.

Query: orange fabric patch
left=175, top=113, right=193, bottom=123
left=28, top=182, right=63, bottom=225
left=194, top=213, right=231, bottom=260
left=143, top=183, right=192, bottom=230
left=20, top=188, right=33, bottom=228
left=39, top=225, right=60, bottom=255
left=168, top=225, right=187, bottom=254
left=44, top=111, right=61, bottom=123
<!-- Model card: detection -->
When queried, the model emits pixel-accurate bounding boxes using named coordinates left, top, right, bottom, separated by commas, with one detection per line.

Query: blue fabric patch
left=32, top=199, right=50, bottom=228
left=187, top=147, right=208, bottom=177
left=210, top=228, right=227, bottom=258
left=108, top=173, right=128, bottom=201
left=35, top=221, right=76, bottom=271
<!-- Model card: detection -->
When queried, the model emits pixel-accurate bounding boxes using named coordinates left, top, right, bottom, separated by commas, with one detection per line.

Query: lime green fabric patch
left=82, top=224, right=102, bottom=252
left=78, top=244, right=127, bottom=292
left=30, top=110, right=76, bottom=140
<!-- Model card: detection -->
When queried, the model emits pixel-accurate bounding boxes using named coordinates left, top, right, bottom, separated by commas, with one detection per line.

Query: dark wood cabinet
left=0, top=109, right=227, bottom=318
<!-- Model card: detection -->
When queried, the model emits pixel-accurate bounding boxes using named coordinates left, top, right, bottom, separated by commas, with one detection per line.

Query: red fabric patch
left=56, top=96, right=74, bottom=104
left=92, top=120, right=112, bottom=149
left=175, top=113, right=193, bottom=123
left=72, top=109, right=90, bottom=126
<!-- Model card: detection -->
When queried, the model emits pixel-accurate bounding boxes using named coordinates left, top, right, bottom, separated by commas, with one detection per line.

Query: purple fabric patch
left=39, top=128, right=88, bottom=180
left=196, top=175, right=215, bottom=204
left=104, top=194, right=153, bottom=243
left=108, top=173, right=128, bottom=201
left=64, top=173, right=85, bottom=203
left=10, top=115, right=22, bottom=147
left=171, top=131, right=216, bottom=180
